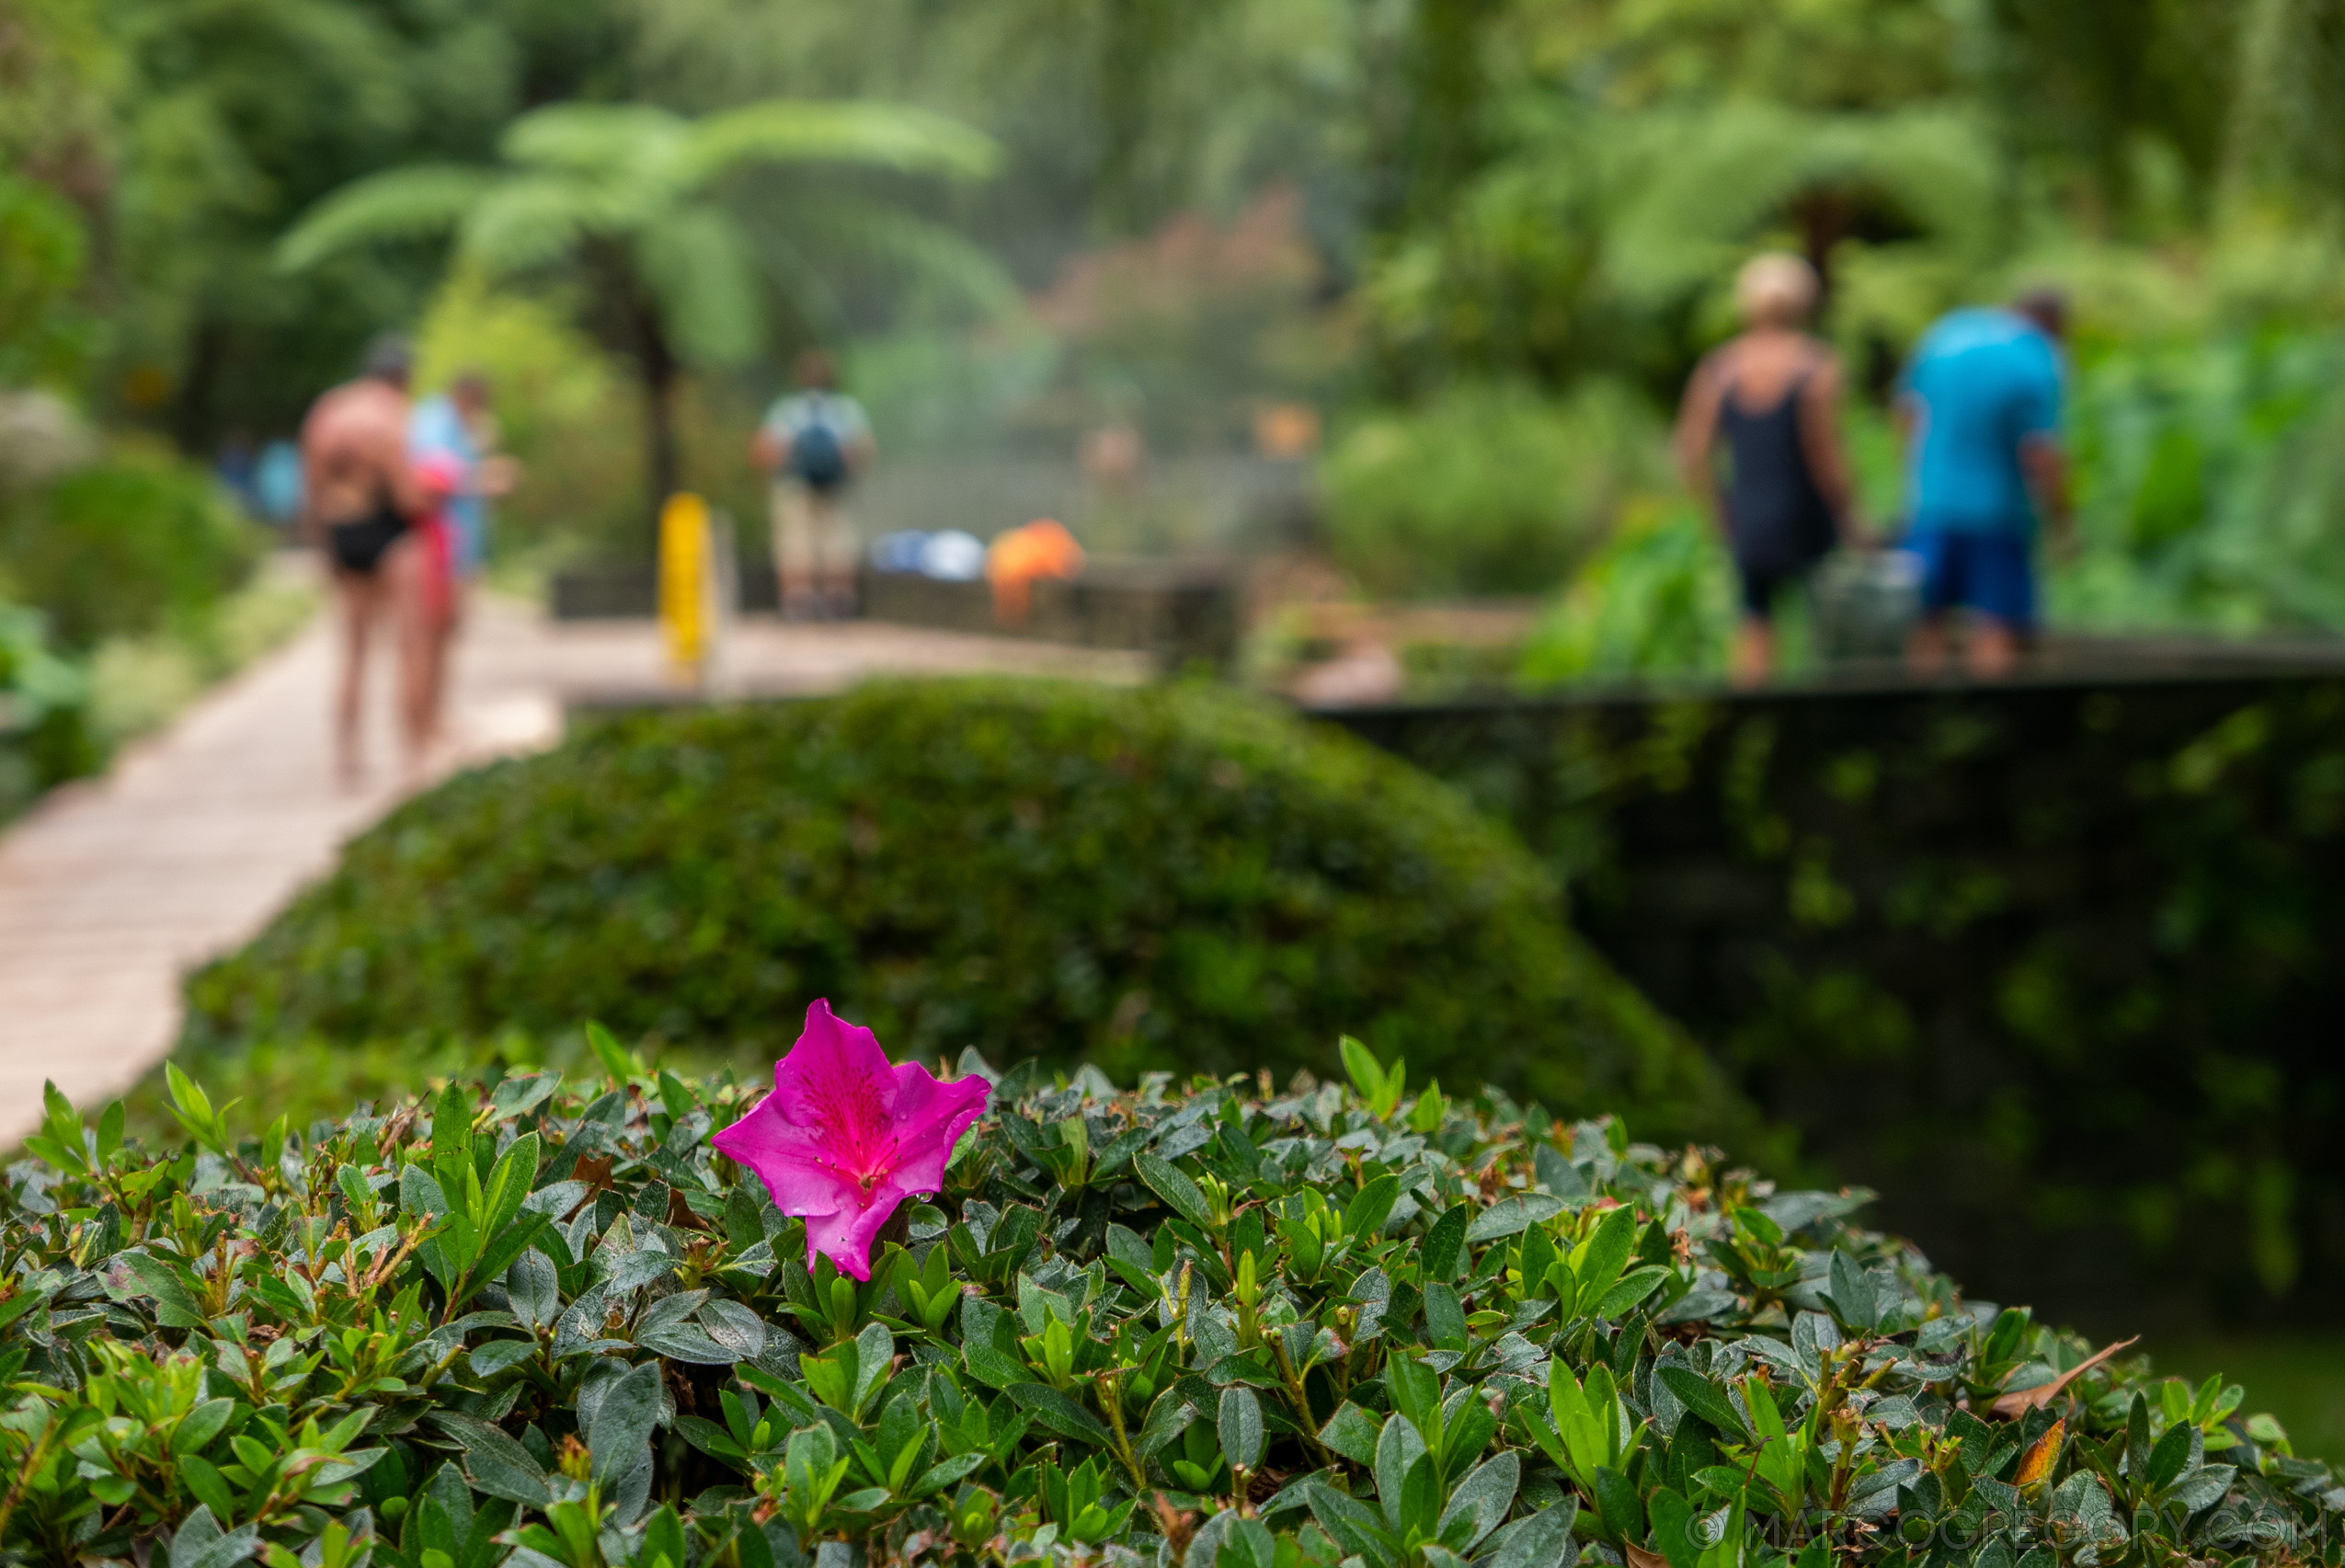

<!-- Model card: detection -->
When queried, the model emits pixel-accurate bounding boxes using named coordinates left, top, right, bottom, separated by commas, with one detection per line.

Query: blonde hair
left=1735, top=253, right=1820, bottom=327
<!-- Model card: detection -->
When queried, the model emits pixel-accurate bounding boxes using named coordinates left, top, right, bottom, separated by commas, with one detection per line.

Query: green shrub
left=0, top=443, right=259, bottom=651
left=6, top=1045, right=2335, bottom=1565
left=184, top=680, right=1752, bottom=1152
left=1320, top=383, right=1664, bottom=601
left=0, top=595, right=96, bottom=819
left=1516, top=500, right=1736, bottom=686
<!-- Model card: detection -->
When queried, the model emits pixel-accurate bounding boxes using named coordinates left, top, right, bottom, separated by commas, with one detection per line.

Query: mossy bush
left=6, top=1038, right=2339, bottom=1567
left=184, top=680, right=1750, bottom=1151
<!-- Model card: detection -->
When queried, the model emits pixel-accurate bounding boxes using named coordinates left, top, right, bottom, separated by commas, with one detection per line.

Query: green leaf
left=1439, top=1451, right=1519, bottom=1550
left=168, top=1505, right=261, bottom=1568
left=1594, top=1265, right=1671, bottom=1320
left=123, top=1253, right=206, bottom=1330
left=1399, top=1451, right=1444, bottom=1539
left=1422, top=1205, right=1469, bottom=1283
left=642, top=1506, right=688, bottom=1568
left=1005, top=1382, right=1115, bottom=1447
left=1422, top=1281, right=1468, bottom=1349
left=1467, top=1195, right=1569, bottom=1244
left=909, top=1451, right=988, bottom=1498
left=1376, top=1413, right=1429, bottom=1532
left=1138, top=1390, right=1199, bottom=1459
left=435, top=1412, right=555, bottom=1506
left=1592, top=1464, right=1645, bottom=1544
left=2164, top=1464, right=2235, bottom=1513
left=1570, top=1206, right=1639, bottom=1314
left=1340, top=1036, right=1387, bottom=1103
left=1827, top=1250, right=1878, bottom=1332
left=178, top=1456, right=237, bottom=1527
left=1136, top=1151, right=1212, bottom=1229
left=2145, top=1422, right=2193, bottom=1492
left=588, top=1361, right=664, bottom=1485
left=1658, top=1366, right=1749, bottom=1442
left=1319, top=1402, right=1383, bottom=1466
left=1308, top=1481, right=1401, bottom=1568
left=173, top=1399, right=235, bottom=1457
left=1484, top=1506, right=1578, bottom=1568
left=1345, top=1174, right=1402, bottom=1241
left=585, top=1021, right=635, bottom=1083
left=1218, top=1386, right=1265, bottom=1471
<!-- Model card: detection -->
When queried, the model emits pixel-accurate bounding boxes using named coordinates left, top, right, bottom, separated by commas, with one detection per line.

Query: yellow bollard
left=658, top=492, right=711, bottom=678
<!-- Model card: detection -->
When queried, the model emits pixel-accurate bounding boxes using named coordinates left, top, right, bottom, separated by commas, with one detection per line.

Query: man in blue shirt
left=1898, top=290, right=2072, bottom=679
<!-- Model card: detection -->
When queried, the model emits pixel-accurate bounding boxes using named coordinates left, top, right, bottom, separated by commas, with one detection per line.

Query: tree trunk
left=636, top=314, right=681, bottom=552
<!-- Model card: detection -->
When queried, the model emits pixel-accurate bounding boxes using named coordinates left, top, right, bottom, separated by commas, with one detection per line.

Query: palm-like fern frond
left=273, top=166, right=496, bottom=271
left=501, top=103, right=691, bottom=176
left=633, top=203, right=766, bottom=368
left=761, top=194, right=1022, bottom=316
left=1605, top=102, right=1998, bottom=302
left=682, top=101, right=1001, bottom=188
left=454, top=176, right=598, bottom=277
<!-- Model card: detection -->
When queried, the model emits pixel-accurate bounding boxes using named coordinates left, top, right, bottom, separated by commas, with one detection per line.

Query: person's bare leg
left=820, top=497, right=856, bottom=618
left=427, top=580, right=463, bottom=751
left=1730, top=620, right=1773, bottom=689
left=1965, top=619, right=2019, bottom=681
left=383, top=538, right=433, bottom=781
left=1907, top=614, right=1950, bottom=678
left=334, top=569, right=382, bottom=789
left=777, top=485, right=825, bottom=619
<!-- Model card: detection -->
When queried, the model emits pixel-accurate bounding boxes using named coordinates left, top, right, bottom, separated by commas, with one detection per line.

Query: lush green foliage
left=7, top=1042, right=2340, bottom=1565
left=1333, top=679, right=2345, bottom=1322
left=0, top=597, right=97, bottom=819
left=2057, top=327, right=2345, bottom=634
left=0, top=446, right=258, bottom=652
left=185, top=680, right=1752, bottom=1154
left=1515, top=505, right=1735, bottom=686
left=1321, top=384, right=1664, bottom=601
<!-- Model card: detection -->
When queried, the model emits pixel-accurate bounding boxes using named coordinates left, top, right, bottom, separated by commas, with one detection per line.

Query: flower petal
left=804, top=1179, right=912, bottom=1281
left=881, top=1061, right=990, bottom=1196
left=712, top=1094, right=861, bottom=1220
left=770, top=1000, right=899, bottom=1175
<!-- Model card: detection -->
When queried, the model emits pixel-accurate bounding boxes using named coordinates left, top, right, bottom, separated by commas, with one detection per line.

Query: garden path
left=0, top=585, right=1148, bottom=1143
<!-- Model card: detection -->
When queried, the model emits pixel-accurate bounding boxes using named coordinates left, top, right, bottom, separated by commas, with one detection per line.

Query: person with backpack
left=752, top=349, right=875, bottom=619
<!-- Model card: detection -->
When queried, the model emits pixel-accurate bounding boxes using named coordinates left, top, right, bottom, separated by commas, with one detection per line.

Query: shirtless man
left=300, top=335, right=431, bottom=785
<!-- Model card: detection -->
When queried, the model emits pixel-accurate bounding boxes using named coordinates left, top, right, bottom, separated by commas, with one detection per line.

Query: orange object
left=986, top=519, right=1085, bottom=625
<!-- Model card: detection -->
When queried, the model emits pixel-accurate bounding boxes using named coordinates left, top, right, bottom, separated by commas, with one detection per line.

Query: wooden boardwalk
left=0, top=586, right=1147, bottom=1144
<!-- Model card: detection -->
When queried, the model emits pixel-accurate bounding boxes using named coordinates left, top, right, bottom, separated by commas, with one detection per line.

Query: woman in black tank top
left=1675, top=253, right=1859, bottom=685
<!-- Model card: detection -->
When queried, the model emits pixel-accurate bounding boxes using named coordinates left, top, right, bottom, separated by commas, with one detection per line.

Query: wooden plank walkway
left=0, top=584, right=1148, bottom=1144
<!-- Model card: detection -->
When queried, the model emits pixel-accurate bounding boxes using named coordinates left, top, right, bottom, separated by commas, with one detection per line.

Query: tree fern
left=273, top=96, right=1001, bottom=521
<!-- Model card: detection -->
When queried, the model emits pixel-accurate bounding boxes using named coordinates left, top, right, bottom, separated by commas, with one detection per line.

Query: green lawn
left=2151, top=1333, right=2345, bottom=1464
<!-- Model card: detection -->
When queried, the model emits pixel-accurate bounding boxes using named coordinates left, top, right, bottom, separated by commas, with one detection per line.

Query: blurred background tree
left=274, top=97, right=1002, bottom=519
left=0, top=0, right=2341, bottom=625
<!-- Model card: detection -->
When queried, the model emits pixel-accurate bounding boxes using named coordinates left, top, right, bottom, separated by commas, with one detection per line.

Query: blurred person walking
left=300, top=335, right=431, bottom=786
left=751, top=349, right=875, bottom=619
left=408, top=372, right=518, bottom=746
left=1897, top=290, right=2072, bottom=680
left=1675, top=253, right=1859, bottom=686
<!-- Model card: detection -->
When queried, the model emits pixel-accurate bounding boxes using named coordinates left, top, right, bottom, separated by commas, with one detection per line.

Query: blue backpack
left=789, top=410, right=850, bottom=491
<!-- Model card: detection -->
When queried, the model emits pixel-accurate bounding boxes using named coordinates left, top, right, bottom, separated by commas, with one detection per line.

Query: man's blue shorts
left=1910, top=529, right=2036, bottom=629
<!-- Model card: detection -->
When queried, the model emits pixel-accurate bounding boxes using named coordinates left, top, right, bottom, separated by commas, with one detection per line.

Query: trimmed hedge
left=5, top=1045, right=2338, bottom=1566
left=185, top=680, right=1753, bottom=1151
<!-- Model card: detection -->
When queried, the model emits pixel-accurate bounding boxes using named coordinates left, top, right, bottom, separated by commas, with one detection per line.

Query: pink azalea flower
left=712, top=1000, right=989, bottom=1281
